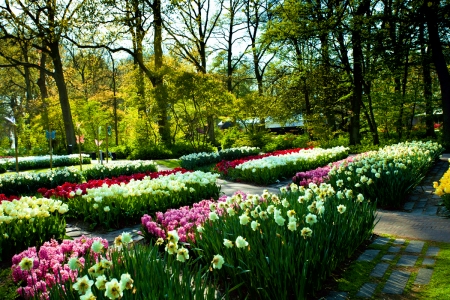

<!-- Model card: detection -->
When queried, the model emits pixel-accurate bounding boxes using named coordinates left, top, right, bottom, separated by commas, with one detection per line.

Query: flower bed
left=292, top=156, right=356, bottom=187
left=215, top=147, right=310, bottom=175
left=82, top=160, right=157, bottom=180
left=12, top=235, right=219, bottom=300
left=192, top=183, right=376, bottom=298
left=228, top=146, right=349, bottom=185
left=180, top=146, right=260, bottom=169
left=0, top=154, right=91, bottom=172
left=434, top=167, right=450, bottom=211
left=37, top=168, right=188, bottom=199
left=328, top=141, right=443, bottom=209
left=0, top=168, right=83, bottom=196
left=68, top=171, right=220, bottom=229
left=0, top=196, right=69, bottom=261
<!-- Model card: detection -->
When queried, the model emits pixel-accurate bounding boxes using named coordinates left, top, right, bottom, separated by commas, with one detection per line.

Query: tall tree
left=424, top=0, right=450, bottom=147
left=0, top=0, right=87, bottom=153
left=165, top=0, right=224, bottom=143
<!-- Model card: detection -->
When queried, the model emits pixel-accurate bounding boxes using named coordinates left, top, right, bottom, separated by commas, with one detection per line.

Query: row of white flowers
left=235, top=146, right=349, bottom=171
left=0, top=196, right=69, bottom=223
left=179, top=147, right=260, bottom=169
left=82, top=171, right=220, bottom=202
left=0, top=154, right=91, bottom=172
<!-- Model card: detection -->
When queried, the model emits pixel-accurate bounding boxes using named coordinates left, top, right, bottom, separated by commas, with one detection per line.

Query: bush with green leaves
left=0, top=196, right=68, bottom=261
left=0, top=168, right=82, bottom=196
left=82, top=160, right=157, bottom=181
left=327, top=140, right=444, bottom=209
left=193, top=183, right=376, bottom=299
left=180, top=146, right=260, bottom=170
left=0, top=154, right=91, bottom=172
left=67, top=171, right=220, bottom=229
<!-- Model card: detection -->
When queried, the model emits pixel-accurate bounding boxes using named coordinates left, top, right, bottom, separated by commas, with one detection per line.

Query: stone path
left=402, top=159, right=449, bottom=217
left=326, top=237, right=440, bottom=299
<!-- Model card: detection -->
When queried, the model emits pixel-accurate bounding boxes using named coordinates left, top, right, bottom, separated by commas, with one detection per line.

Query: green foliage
left=263, top=133, right=310, bottom=152
left=108, top=145, right=132, bottom=159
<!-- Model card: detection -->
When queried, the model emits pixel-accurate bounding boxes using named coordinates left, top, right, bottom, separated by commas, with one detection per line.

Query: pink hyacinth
left=11, top=236, right=109, bottom=299
left=141, top=197, right=230, bottom=243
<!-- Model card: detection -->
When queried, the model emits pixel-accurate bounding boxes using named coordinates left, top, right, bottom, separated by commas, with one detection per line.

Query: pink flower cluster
left=141, top=195, right=235, bottom=243
left=292, top=156, right=357, bottom=187
left=11, top=236, right=108, bottom=299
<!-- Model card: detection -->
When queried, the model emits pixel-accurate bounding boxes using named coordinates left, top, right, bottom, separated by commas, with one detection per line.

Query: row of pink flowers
left=37, top=168, right=188, bottom=199
left=141, top=192, right=248, bottom=243
left=12, top=236, right=108, bottom=299
left=215, top=147, right=311, bottom=175
left=291, top=156, right=357, bottom=187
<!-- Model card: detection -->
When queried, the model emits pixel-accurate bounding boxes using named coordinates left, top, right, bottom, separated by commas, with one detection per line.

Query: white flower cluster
left=0, top=168, right=81, bottom=187
left=235, top=146, right=349, bottom=171
left=0, top=196, right=69, bottom=224
left=0, top=154, right=90, bottom=166
left=82, top=171, right=219, bottom=202
left=328, top=141, right=442, bottom=178
left=180, top=152, right=220, bottom=162
left=88, top=160, right=157, bottom=172
left=219, top=147, right=260, bottom=154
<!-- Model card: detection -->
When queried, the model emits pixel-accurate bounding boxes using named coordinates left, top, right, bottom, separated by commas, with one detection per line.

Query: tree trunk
left=350, top=29, right=363, bottom=145
left=426, top=0, right=450, bottom=147
left=419, top=22, right=435, bottom=138
left=49, top=43, right=76, bottom=153
left=153, top=0, right=171, bottom=145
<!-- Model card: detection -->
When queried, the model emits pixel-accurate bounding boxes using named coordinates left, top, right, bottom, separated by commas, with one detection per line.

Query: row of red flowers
left=37, top=168, right=189, bottom=199
left=0, top=194, right=20, bottom=201
left=214, top=147, right=312, bottom=175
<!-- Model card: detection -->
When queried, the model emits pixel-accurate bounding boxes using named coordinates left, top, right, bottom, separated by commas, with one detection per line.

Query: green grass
left=334, top=235, right=450, bottom=299
left=0, top=267, right=19, bottom=300
left=154, top=159, right=181, bottom=169
left=415, top=242, right=450, bottom=298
